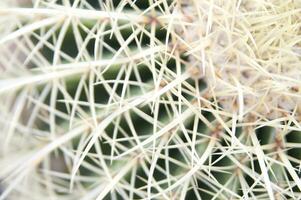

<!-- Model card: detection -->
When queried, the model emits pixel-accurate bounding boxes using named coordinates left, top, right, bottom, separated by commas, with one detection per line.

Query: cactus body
left=0, top=0, right=301, bottom=199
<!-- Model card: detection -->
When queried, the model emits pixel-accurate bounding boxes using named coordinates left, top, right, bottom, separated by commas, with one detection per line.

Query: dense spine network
left=0, top=0, right=300, bottom=199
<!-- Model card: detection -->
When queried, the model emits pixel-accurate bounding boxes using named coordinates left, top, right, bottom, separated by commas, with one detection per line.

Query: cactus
left=0, top=0, right=301, bottom=199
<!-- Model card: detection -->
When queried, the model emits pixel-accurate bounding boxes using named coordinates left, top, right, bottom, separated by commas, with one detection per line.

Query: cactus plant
left=0, top=0, right=301, bottom=199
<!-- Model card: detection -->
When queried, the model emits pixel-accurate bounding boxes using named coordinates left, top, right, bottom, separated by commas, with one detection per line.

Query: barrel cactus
left=0, top=0, right=301, bottom=199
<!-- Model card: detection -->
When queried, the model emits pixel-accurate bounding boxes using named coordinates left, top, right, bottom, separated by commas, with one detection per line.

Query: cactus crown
left=0, top=0, right=301, bottom=199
